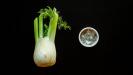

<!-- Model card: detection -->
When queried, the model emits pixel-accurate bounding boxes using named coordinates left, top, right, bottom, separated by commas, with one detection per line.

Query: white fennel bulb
left=33, top=37, right=56, bottom=67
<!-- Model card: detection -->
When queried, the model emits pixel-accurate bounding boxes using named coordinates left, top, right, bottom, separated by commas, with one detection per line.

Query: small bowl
left=78, top=27, right=99, bottom=47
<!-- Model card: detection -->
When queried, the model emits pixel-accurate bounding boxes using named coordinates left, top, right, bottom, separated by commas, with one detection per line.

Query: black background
left=3, top=0, right=131, bottom=75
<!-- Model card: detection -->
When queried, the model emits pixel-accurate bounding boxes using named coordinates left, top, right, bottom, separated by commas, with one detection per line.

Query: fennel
left=33, top=6, right=71, bottom=67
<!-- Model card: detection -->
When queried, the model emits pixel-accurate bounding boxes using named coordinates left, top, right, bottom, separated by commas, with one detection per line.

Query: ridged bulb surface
left=33, top=37, right=56, bottom=67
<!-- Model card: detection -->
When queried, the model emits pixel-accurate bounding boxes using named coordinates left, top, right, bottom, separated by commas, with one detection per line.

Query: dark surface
left=4, top=0, right=131, bottom=75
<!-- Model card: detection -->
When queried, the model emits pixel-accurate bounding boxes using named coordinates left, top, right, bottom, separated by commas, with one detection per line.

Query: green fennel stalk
left=34, top=6, right=70, bottom=43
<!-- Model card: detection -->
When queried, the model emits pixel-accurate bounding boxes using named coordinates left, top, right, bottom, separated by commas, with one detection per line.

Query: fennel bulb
left=33, top=6, right=71, bottom=67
